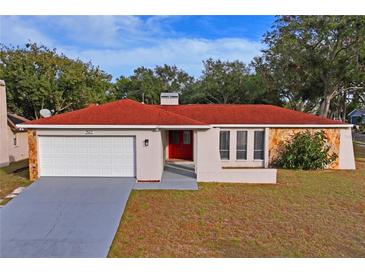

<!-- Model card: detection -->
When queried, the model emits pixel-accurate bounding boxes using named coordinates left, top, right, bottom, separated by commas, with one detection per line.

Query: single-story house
left=348, top=108, right=365, bottom=124
left=18, top=93, right=356, bottom=184
left=0, top=80, right=29, bottom=167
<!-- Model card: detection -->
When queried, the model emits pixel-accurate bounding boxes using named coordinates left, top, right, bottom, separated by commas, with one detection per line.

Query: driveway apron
left=0, top=177, right=134, bottom=258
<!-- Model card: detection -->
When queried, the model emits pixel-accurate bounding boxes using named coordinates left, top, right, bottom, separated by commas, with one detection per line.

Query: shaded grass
left=0, top=159, right=30, bottom=205
left=354, top=143, right=365, bottom=159
left=109, top=144, right=365, bottom=257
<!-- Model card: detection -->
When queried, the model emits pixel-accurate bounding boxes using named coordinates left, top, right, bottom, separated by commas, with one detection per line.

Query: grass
left=0, top=159, right=30, bottom=205
left=354, top=143, right=365, bottom=158
left=109, top=144, right=365, bottom=258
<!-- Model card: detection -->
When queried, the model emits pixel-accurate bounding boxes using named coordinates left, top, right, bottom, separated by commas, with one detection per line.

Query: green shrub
left=276, top=130, right=337, bottom=170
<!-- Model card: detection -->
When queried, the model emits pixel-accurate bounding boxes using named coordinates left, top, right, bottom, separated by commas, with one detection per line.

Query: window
left=13, top=134, right=17, bottom=146
left=219, top=131, right=230, bottom=160
left=254, top=131, right=265, bottom=160
left=171, top=131, right=179, bottom=144
left=183, top=131, right=191, bottom=144
left=236, top=131, right=247, bottom=160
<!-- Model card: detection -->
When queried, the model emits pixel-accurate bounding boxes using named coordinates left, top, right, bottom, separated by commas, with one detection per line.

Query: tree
left=255, top=16, right=365, bottom=118
left=0, top=43, right=113, bottom=119
left=113, top=65, right=193, bottom=104
left=201, top=59, right=249, bottom=104
left=155, top=64, right=194, bottom=94
left=182, top=58, right=272, bottom=104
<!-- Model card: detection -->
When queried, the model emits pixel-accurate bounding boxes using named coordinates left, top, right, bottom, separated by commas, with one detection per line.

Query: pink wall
left=0, top=80, right=9, bottom=167
left=7, top=128, right=28, bottom=162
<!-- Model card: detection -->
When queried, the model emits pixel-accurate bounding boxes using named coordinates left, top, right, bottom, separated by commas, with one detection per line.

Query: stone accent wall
left=268, top=128, right=340, bottom=169
left=28, top=129, right=39, bottom=180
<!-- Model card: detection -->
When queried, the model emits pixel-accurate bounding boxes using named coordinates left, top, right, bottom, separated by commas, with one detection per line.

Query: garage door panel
left=39, top=136, right=135, bottom=177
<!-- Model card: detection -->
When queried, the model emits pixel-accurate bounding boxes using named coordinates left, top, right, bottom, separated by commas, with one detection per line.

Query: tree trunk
left=34, top=109, right=39, bottom=120
left=341, top=91, right=347, bottom=122
left=319, top=75, right=331, bottom=118
left=296, top=101, right=305, bottom=112
left=319, top=94, right=332, bottom=118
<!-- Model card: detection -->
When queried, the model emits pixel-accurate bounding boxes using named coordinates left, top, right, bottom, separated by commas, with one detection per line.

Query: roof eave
left=16, top=123, right=353, bottom=129
left=212, top=124, right=353, bottom=128
left=16, top=124, right=211, bottom=130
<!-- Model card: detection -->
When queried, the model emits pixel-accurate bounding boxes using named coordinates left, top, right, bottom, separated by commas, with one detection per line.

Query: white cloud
left=69, top=37, right=262, bottom=77
left=0, top=16, right=263, bottom=78
left=0, top=16, right=55, bottom=47
left=45, top=16, right=151, bottom=48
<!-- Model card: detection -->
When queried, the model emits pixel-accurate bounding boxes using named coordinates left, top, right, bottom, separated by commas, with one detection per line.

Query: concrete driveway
left=0, top=177, right=134, bottom=258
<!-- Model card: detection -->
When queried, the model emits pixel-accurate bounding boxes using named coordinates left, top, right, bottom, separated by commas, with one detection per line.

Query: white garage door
left=39, top=136, right=135, bottom=177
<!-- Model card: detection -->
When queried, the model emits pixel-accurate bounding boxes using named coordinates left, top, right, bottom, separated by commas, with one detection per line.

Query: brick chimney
left=0, top=80, right=9, bottom=167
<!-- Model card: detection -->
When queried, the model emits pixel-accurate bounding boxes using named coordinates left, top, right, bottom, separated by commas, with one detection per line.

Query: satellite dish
left=40, top=109, right=52, bottom=118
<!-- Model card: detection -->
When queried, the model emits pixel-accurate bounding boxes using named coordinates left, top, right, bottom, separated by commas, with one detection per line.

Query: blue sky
left=0, top=16, right=275, bottom=79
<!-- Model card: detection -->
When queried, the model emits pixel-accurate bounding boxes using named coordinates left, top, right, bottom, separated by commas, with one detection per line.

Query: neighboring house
left=18, top=93, right=356, bottom=184
left=0, top=80, right=29, bottom=167
left=348, top=108, right=365, bottom=124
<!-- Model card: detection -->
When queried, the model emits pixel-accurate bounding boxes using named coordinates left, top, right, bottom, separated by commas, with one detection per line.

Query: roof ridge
left=159, top=103, right=273, bottom=107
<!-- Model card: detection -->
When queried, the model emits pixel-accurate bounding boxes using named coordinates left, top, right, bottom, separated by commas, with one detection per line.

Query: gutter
left=16, top=124, right=212, bottom=130
left=212, top=124, right=353, bottom=128
left=16, top=123, right=353, bottom=130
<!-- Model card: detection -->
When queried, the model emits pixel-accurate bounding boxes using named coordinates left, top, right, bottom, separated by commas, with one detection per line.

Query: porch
left=160, top=128, right=277, bottom=184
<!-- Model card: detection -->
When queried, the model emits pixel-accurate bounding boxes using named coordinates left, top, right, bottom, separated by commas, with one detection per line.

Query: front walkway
left=133, top=165, right=198, bottom=190
left=0, top=177, right=134, bottom=258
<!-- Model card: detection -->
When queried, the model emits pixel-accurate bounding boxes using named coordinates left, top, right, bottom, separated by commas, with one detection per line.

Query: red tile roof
left=158, top=104, right=343, bottom=125
left=23, top=98, right=343, bottom=126
left=24, top=99, right=206, bottom=126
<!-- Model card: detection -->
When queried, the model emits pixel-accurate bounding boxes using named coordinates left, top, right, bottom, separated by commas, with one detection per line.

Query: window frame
left=219, top=130, right=230, bottom=160
left=171, top=131, right=179, bottom=144
left=253, top=130, right=265, bottom=161
left=183, top=131, right=191, bottom=145
left=13, top=134, right=17, bottom=146
left=236, top=130, right=248, bottom=160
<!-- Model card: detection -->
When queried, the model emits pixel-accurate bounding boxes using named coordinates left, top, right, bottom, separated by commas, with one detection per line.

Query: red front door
left=168, top=130, right=193, bottom=160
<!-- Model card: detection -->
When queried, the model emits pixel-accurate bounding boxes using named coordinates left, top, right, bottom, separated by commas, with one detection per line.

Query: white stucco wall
left=8, top=128, right=28, bottom=162
left=193, top=130, right=198, bottom=172
left=195, top=128, right=277, bottom=183
left=161, top=129, right=168, bottom=163
left=36, top=129, right=164, bottom=181
left=29, top=125, right=354, bottom=183
left=339, top=127, right=356, bottom=169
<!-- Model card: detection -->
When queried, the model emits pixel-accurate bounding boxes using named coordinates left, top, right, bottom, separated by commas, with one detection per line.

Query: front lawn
left=109, top=144, right=365, bottom=257
left=0, top=159, right=31, bottom=205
